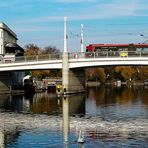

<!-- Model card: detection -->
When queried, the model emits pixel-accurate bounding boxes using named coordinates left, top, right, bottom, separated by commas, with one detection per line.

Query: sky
left=0, top=0, right=148, bottom=52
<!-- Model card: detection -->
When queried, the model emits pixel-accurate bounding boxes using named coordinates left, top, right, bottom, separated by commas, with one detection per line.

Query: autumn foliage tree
left=86, top=68, right=106, bottom=82
left=86, top=66, right=148, bottom=83
left=24, top=44, right=40, bottom=56
left=41, top=46, right=60, bottom=54
left=115, top=66, right=136, bottom=80
left=24, top=44, right=61, bottom=79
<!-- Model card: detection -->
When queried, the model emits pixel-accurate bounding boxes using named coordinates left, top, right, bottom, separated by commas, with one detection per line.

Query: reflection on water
left=86, top=85, right=148, bottom=120
left=63, top=96, right=69, bottom=145
left=33, top=93, right=60, bottom=115
left=0, top=85, right=148, bottom=147
left=0, top=93, right=85, bottom=116
left=0, top=94, right=33, bottom=113
left=0, top=127, right=4, bottom=148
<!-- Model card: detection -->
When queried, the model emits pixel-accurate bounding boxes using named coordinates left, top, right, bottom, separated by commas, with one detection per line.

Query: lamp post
left=80, top=24, right=84, bottom=53
left=140, top=34, right=148, bottom=43
left=64, top=16, right=67, bottom=53
left=139, top=34, right=147, bottom=81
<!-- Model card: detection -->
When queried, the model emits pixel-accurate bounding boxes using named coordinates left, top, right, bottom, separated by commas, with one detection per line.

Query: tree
left=41, top=46, right=60, bottom=54
left=115, top=66, right=136, bottom=80
left=104, top=66, right=116, bottom=80
left=24, top=44, right=61, bottom=79
left=85, top=68, right=106, bottom=82
left=24, top=43, right=40, bottom=56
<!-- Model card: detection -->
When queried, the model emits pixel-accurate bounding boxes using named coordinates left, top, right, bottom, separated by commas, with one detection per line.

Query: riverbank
left=86, top=80, right=146, bottom=87
left=0, top=80, right=146, bottom=94
left=86, top=81, right=101, bottom=87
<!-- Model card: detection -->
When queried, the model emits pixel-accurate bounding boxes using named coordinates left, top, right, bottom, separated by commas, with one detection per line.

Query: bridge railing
left=0, top=51, right=148, bottom=64
left=1, top=53, right=62, bottom=64
left=69, top=51, right=148, bottom=59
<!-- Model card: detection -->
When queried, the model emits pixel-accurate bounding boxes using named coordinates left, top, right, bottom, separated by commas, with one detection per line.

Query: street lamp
left=140, top=34, right=148, bottom=43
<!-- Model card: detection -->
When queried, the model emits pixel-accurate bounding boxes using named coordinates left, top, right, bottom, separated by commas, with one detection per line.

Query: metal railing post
left=49, top=54, right=51, bottom=60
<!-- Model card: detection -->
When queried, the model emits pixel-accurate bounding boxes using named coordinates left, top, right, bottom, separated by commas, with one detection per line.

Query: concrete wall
left=68, top=68, right=85, bottom=93
left=0, top=72, right=11, bottom=91
left=11, top=71, right=25, bottom=85
left=0, top=71, right=25, bottom=92
left=0, top=28, right=3, bottom=55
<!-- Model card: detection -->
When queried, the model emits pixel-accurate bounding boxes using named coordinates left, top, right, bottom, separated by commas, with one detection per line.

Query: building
left=0, top=22, right=24, bottom=56
left=0, top=22, right=25, bottom=92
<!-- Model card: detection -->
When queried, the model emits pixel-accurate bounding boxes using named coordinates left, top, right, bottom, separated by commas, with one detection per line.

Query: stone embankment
left=0, top=89, right=25, bottom=95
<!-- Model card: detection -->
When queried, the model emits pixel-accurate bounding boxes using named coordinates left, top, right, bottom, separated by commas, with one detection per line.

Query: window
left=0, top=31, right=3, bottom=38
left=0, top=45, right=3, bottom=55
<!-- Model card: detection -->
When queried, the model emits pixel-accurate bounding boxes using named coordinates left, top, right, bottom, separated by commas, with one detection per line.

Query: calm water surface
left=0, top=85, right=148, bottom=147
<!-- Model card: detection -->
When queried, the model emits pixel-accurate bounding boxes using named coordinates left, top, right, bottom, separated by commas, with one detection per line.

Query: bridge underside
left=67, top=68, right=85, bottom=94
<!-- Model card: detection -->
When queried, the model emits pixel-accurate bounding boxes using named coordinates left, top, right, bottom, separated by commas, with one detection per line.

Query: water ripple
left=0, top=113, right=147, bottom=136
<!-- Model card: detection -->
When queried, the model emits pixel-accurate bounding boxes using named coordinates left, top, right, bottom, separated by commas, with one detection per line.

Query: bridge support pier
left=62, top=53, right=85, bottom=94
left=0, top=71, right=25, bottom=93
left=0, top=72, right=11, bottom=93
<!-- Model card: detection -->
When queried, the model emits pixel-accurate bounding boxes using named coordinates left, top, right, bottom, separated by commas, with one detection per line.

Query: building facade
left=0, top=22, right=17, bottom=55
left=0, top=22, right=25, bottom=92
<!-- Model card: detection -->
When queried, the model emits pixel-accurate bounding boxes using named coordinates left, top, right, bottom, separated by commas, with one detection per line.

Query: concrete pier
left=62, top=53, right=85, bottom=94
left=62, top=52, right=69, bottom=94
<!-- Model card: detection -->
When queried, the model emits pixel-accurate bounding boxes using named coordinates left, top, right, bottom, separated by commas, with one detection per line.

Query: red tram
left=86, top=43, right=148, bottom=52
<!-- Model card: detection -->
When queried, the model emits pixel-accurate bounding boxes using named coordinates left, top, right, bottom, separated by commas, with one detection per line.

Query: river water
left=0, top=85, right=148, bottom=147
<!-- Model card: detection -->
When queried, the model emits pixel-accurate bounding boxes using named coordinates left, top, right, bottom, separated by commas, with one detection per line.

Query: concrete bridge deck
left=0, top=51, right=147, bottom=71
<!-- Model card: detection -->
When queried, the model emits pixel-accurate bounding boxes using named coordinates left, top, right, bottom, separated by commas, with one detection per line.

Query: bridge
left=0, top=51, right=148, bottom=71
left=0, top=51, right=148, bottom=94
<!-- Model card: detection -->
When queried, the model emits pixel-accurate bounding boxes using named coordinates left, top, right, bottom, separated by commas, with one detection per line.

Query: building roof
left=5, top=42, right=24, bottom=52
left=0, top=22, right=17, bottom=40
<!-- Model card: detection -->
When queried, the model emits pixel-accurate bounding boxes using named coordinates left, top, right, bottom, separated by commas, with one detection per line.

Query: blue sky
left=0, top=0, right=148, bottom=52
